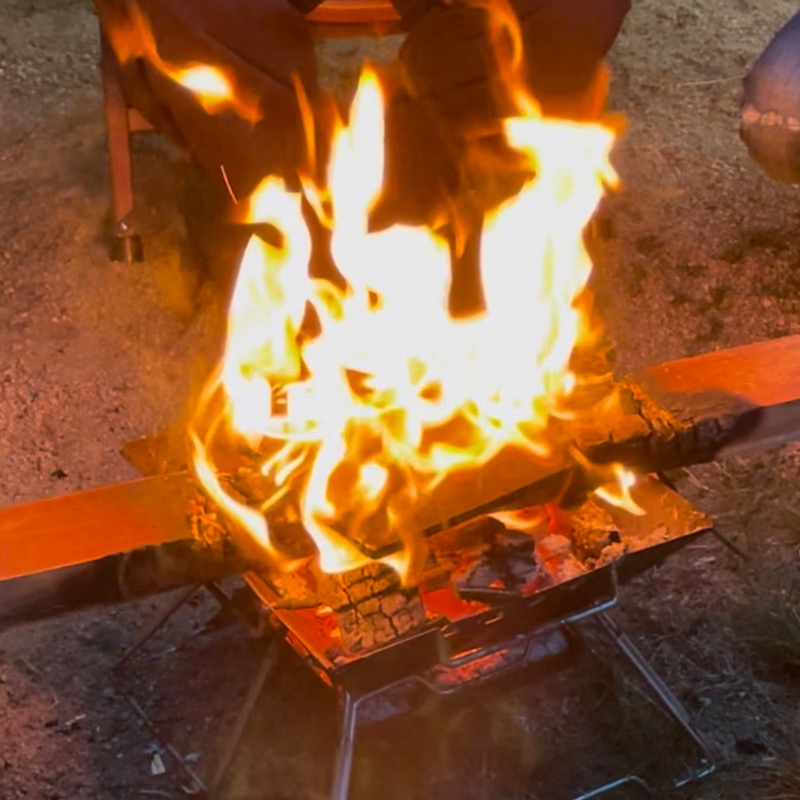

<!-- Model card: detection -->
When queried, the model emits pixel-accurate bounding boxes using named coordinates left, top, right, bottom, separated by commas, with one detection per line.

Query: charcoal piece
left=568, top=496, right=620, bottom=565
left=533, top=532, right=589, bottom=584
left=455, top=529, right=542, bottom=597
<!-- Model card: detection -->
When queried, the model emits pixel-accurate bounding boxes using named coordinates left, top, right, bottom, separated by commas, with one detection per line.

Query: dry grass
left=732, top=569, right=800, bottom=679
left=748, top=745, right=800, bottom=800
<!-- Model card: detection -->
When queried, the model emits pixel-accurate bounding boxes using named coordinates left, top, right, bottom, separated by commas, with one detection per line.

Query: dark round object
left=741, top=11, right=800, bottom=183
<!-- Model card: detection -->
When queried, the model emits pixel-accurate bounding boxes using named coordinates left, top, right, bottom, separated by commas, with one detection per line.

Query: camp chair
left=98, top=1, right=402, bottom=261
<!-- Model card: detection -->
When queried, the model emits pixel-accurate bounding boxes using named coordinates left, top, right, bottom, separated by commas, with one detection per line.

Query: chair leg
left=99, top=27, right=143, bottom=262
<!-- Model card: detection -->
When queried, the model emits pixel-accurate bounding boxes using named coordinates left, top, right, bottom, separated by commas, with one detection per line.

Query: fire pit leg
left=595, top=612, right=716, bottom=790
left=210, top=640, right=279, bottom=795
left=330, top=688, right=360, bottom=800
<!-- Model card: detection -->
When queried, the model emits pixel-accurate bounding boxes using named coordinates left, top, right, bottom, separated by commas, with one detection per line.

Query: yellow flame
left=106, top=5, right=261, bottom=122
left=592, top=464, right=645, bottom=516
left=189, top=431, right=275, bottom=555
left=489, top=506, right=549, bottom=535
left=171, top=65, right=238, bottom=116
left=191, top=57, right=623, bottom=582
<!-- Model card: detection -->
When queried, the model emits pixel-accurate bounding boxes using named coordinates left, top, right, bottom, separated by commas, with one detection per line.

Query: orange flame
left=592, top=464, right=645, bottom=516
left=106, top=5, right=261, bottom=122
left=190, top=57, right=621, bottom=583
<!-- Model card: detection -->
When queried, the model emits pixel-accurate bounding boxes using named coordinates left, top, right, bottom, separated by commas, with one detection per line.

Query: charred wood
left=315, top=563, right=427, bottom=654
left=0, top=538, right=252, bottom=632
left=1, top=335, right=799, bottom=599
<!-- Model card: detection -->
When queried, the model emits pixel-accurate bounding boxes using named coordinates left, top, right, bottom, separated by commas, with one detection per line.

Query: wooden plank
left=3, top=336, right=800, bottom=579
left=0, top=538, right=251, bottom=632
left=638, top=334, right=800, bottom=459
left=0, top=473, right=198, bottom=581
left=640, top=335, right=800, bottom=406
left=576, top=334, right=800, bottom=470
left=415, top=335, right=800, bottom=536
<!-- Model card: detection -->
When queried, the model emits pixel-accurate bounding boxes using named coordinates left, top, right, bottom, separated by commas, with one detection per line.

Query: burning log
left=576, top=334, right=800, bottom=470
left=314, top=563, right=427, bottom=655
left=374, top=334, right=800, bottom=541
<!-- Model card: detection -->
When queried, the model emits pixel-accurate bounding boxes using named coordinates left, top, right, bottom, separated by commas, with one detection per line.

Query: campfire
left=6, top=4, right=800, bottom=799
left=177, top=50, right=641, bottom=618
left=186, top=53, right=632, bottom=574
left=174, top=42, right=715, bottom=798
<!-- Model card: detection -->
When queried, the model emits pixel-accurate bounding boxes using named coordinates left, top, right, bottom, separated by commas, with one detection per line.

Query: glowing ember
left=189, top=54, right=622, bottom=583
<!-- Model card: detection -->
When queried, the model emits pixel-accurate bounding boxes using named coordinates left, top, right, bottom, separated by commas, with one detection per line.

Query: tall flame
left=190, top=57, right=620, bottom=583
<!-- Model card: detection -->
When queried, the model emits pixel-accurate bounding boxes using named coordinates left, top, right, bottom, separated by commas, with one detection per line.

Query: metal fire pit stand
left=572, top=611, right=716, bottom=799
left=243, top=557, right=716, bottom=800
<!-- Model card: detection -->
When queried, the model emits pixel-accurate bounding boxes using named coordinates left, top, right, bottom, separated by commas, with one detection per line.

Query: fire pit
left=137, top=54, right=725, bottom=794
left=209, top=474, right=715, bottom=800
left=6, top=5, right=800, bottom=798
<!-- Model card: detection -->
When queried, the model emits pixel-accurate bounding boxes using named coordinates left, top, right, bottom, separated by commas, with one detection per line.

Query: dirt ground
left=2, top=1, right=800, bottom=799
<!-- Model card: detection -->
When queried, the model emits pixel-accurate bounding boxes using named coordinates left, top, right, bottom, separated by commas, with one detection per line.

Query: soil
left=2, top=1, right=800, bottom=799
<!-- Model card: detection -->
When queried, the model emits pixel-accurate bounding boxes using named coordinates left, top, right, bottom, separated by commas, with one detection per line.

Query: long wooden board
left=2, top=335, right=800, bottom=580
left=576, top=334, right=800, bottom=470
left=639, top=334, right=800, bottom=458
left=0, top=473, right=197, bottom=582
left=415, top=335, right=800, bottom=540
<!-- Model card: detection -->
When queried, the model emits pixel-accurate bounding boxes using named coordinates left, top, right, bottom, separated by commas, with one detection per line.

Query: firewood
left=578, top=334, right=800, bottom=469
left=2, top=335, right=799, bottom=584
left=0, top=536, right=252, bottom=631
left=446, top=335, right=800, bottom=520
left=330, top=589, right=427, bottom=655
left=312, top=562, right=427, bottom=655
left=0, top=473, right=198, bottom=582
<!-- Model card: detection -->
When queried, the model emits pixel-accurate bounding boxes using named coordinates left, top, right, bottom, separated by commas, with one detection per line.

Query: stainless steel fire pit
left=230, top=475, right=717, bottom=800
